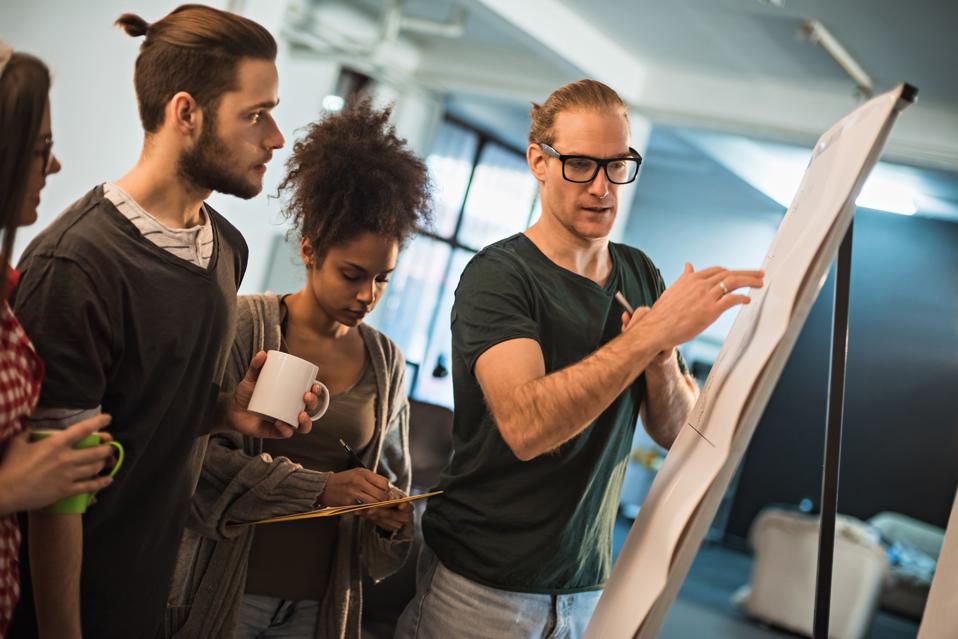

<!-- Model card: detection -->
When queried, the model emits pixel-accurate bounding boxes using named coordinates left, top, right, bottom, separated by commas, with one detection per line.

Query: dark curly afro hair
left=279, top=97, right=432, bottom=260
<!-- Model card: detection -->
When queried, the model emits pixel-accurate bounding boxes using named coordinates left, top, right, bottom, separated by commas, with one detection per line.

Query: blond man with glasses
left=396, top=79, right=764, bottom=639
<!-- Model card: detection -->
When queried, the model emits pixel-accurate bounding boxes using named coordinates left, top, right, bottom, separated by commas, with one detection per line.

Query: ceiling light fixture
left=799, top=20, right=874, bottom=98
left=322, top=94, right=345, bottom=112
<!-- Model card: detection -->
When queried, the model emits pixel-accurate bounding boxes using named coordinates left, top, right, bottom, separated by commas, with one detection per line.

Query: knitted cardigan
left=165, top=294, right=412, bottom=638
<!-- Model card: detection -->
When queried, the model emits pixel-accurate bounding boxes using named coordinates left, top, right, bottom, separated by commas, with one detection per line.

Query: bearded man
left=10, top=6, right=321, bottom=639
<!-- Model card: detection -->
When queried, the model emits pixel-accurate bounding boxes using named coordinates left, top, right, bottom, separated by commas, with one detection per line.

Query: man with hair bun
left=9, top=5, right=321, bottom=639
left=396, top=79, right=764, bottom=638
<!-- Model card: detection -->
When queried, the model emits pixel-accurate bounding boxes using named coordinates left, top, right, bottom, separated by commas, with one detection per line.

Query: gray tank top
left=245, top=308, right=378, bottom=602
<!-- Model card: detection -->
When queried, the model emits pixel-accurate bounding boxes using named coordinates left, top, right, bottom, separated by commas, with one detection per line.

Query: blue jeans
left=235, top=594, right=320, bottom=639
left=394, top=545, right=602, bottom=639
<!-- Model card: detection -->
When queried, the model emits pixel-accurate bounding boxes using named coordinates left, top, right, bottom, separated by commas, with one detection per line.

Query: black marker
left=339, top=438, right=368, bottom=469
left=339, top=438, right=370, bottom=505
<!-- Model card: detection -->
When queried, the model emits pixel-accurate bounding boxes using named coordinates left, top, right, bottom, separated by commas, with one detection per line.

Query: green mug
left=29, top=429, right=125, bottom=514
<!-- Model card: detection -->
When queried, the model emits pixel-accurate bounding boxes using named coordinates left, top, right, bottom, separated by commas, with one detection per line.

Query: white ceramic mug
left=247, top=350, right=331, bottom=427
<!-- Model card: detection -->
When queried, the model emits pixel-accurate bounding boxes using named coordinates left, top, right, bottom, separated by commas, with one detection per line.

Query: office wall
left=5, top=0, right=172, bottom=259
left=622, top=127, right=784, bottom=347
left=726, top=209, right=958, bottom=541
left=2, top=0, right=444, bottom=293
left=2, top=0, right=336, bottom=291
left=623, top=127, right=958, bottom=538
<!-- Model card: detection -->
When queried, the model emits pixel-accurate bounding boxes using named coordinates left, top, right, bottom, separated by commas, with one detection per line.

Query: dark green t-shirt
left=422, top=233, right=685, bottom=593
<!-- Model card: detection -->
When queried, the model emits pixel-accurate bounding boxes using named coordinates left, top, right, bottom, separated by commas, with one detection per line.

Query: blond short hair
left=528, top=79, right=628, bottom=145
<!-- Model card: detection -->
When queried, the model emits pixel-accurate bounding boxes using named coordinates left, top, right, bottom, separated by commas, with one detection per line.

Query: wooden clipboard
left=252, top=490, right=443, bottom=525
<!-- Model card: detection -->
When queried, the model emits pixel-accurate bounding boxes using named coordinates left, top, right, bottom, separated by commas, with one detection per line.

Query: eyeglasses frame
left=538, top=142, right=643, bottom=184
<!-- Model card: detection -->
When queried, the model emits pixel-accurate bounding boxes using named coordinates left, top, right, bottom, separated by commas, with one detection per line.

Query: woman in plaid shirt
left=0, top=45, right=117, bottom=636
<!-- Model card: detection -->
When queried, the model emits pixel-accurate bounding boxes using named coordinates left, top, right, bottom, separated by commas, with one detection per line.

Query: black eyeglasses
left=539, top=143, right=642, bottom=184
left=34, top=134, right=54, bottom=175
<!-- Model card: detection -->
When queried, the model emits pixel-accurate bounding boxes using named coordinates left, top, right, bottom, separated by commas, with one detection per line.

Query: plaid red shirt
left=0, top=268, right=44, bottom=636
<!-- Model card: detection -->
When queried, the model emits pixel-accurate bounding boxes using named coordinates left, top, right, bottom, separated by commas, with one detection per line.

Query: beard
left=178, top=114, right=261, bottom=200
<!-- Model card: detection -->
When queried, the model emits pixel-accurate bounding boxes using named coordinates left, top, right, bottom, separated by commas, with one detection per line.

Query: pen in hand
left=339, top=437, right=368, bottom=469
left=616, top=290, right=675, bottom=364
left=339, top=438, right=371, bottom=506
left=614, top=290, right=635, bottom=315
left=338, top=438, right=402, bottom=513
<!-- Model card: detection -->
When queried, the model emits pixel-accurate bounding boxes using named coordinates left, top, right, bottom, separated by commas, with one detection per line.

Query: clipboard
left=251, top=490, right=443, bottom=525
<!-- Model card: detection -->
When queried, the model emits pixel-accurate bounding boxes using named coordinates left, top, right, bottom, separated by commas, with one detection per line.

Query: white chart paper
left=586, top=84, right=915, bottom=639
left=917, top=485, right=958, bottom=639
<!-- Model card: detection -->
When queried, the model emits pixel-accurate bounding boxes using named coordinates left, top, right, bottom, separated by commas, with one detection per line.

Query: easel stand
left=813, top=220, right=854, bottom=638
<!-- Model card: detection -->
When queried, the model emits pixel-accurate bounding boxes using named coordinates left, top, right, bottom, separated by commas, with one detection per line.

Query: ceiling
left=329, top=0, right=958, bottom=172
left=560, top=0, right=958, bottom=108
left=295, top=0, right=958, bottom=216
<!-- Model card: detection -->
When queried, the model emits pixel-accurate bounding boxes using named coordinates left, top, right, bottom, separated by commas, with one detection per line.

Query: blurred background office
left=3, top=1, right=957, bottom=637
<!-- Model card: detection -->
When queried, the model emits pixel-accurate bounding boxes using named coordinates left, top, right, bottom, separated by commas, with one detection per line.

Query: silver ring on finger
left=355, top=498, right=364, bottom=505
left=718, top=280, right=729, bottom=296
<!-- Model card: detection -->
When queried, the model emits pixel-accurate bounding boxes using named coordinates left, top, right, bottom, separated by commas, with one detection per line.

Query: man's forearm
left=29, top=512, right=83, bottom=639
left=499, top=331, right=661, bottom=460
left=643, top=356, right=699, bottom=448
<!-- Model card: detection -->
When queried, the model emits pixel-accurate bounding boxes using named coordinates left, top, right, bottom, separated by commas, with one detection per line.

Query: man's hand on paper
left=636, top=264, right=764, bottom=351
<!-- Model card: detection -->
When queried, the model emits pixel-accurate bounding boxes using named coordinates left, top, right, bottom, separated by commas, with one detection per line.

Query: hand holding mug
left=227, top=351, right=330, bottom=438
left=0, top=414, right=120, bottom=515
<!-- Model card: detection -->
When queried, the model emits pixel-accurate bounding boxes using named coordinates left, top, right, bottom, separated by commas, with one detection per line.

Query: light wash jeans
left=394, top=545, right=602, bottom=639
left=235, top=594, right=320, bottom=639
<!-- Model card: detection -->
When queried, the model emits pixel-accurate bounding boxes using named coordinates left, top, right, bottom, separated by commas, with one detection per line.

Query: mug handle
left=104, top=441, right=125, bottom=478
left=308, top=381, right=331, bottom=421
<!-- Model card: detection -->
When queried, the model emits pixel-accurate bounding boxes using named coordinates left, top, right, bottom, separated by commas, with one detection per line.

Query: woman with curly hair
left=165, top=98, right=431, bottom=639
